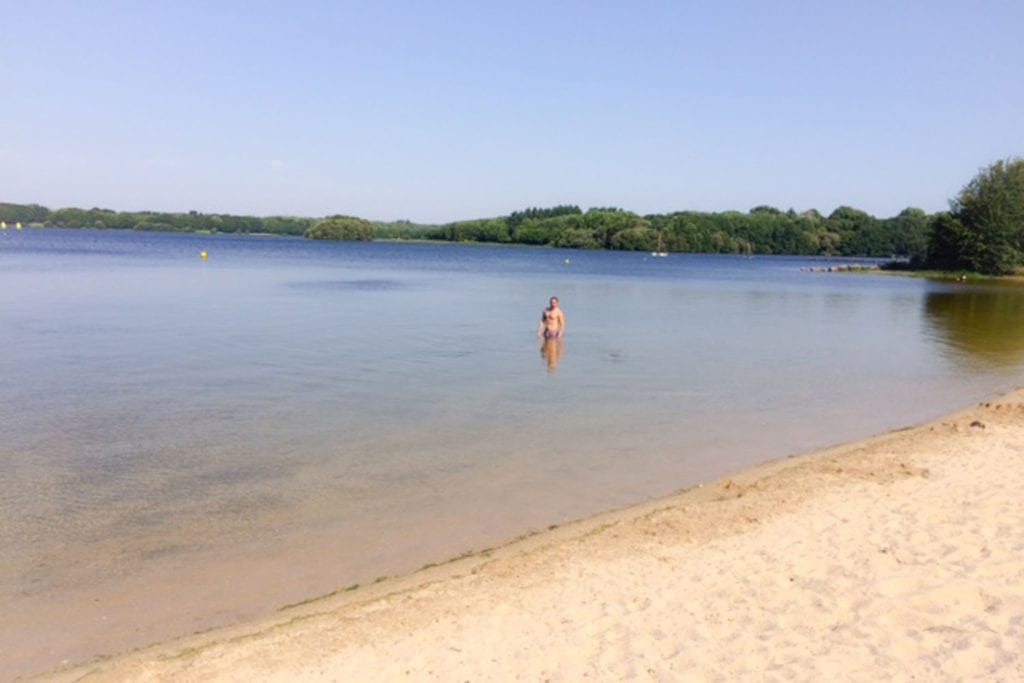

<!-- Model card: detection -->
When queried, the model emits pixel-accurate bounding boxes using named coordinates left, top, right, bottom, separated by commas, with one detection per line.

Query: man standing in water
left=538, top=296, right=565, bottom=373
left=538, top=296, right=566, bottom=339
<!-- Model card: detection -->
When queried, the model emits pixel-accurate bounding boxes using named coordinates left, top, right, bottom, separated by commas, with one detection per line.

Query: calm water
left=3, top=228, right=1024, bottom=676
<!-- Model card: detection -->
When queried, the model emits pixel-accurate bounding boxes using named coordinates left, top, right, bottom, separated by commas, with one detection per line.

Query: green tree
left=948, top=158, right=1024, bottom=274
left=373, top=219, right=437, bottom=240
left=554, top=228, right=600, bottom=249
left=305, top=215, right=375, bottom=241
left=582, top=209, right=646, bottom=248
left=263, top=216, right=313, bottom=236
left=512, top=217, right=559, bottom=245
left=826, top=206, right=887, bottom=256
left=51, top=207, right=95, bottom=227
left=925, top=212, right=972, bottom=270
left=885, top=207, right=929, bottom=261
left=609, top=227, right=656, bottom=251
left=507, top=205, right=581, bottom=230
left=0, top=202, right=49, bottom=223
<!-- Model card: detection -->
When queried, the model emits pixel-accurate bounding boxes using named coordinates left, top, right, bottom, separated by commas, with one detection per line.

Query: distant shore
left=42, top=389, right=1024, bottom=681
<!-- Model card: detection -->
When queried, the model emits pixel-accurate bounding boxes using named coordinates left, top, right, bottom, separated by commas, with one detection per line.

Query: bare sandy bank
left=40, top=391, right=1024, bottom=681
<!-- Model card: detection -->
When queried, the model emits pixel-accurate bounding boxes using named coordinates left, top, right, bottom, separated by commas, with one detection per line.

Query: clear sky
left=2, top=1, right=1022, bottom=223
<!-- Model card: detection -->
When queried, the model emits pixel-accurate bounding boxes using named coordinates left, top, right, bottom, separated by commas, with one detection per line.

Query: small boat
left=651, top=232, right=668, bottom=257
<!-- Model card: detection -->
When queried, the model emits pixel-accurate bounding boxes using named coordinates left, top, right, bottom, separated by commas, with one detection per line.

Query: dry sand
left=39, top=391, right=1024, bottom=681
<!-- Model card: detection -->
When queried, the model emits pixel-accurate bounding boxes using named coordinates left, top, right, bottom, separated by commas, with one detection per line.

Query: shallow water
left=2, top=228, right=1023, bottom=676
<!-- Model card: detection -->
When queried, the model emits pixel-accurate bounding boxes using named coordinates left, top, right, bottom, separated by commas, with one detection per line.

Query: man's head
left=549, top=296, right=559, bottom=308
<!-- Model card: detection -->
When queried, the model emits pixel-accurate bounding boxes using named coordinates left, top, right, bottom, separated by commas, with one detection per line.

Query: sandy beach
left=36, top=390, right=1024, bottom=681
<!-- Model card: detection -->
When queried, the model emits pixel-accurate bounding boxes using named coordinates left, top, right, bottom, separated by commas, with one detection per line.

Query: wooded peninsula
left=3, top=157, right=1021, bottom=275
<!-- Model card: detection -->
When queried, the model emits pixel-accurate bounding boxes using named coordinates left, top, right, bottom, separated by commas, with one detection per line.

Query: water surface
left=2, top=228, right=1023, bottom=677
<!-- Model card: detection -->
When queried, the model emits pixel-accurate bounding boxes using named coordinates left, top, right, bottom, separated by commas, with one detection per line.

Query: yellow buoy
left=564, top=258, right=571, bottom=264
left=199, top=251, right=208, bottom=260
left=15, top=222, right=22, bottom=230
left=0, top=221, right=6, bottom=229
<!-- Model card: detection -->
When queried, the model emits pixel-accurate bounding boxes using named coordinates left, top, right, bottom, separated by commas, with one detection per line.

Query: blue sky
left=2, top=1, right=1022, bottom=223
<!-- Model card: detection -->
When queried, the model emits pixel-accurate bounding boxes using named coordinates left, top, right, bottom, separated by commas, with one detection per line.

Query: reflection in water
left=539, top=336, right=564, bottom=373
left=924, top=285, right=1024, bottom=367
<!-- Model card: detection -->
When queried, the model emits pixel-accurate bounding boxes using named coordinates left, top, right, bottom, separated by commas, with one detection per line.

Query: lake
left=3, top=228, right=1024, bottom=677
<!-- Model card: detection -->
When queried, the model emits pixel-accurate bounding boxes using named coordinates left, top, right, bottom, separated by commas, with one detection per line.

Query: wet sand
left=36, top=390, right=1024, bottom=681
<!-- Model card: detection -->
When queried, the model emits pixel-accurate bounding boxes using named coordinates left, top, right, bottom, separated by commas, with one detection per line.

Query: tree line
left=413, top=157, right=1024, bottom=272
left=0, top=204, right=316, bottom=237
left=424, top=204, right=931, bottom=258
left=3, top=157, right=1021, bottom=273
left=0, top=199, right=940, bottom=259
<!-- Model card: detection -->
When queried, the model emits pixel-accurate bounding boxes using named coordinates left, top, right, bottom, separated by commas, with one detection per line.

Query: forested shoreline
left=0, top=204, right=317, bottom=237
left=424, top=205, right=929, bottom=258
left=0, top=201, right=929, bottom=259
left=4, top=157, right=1021, bottom=273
